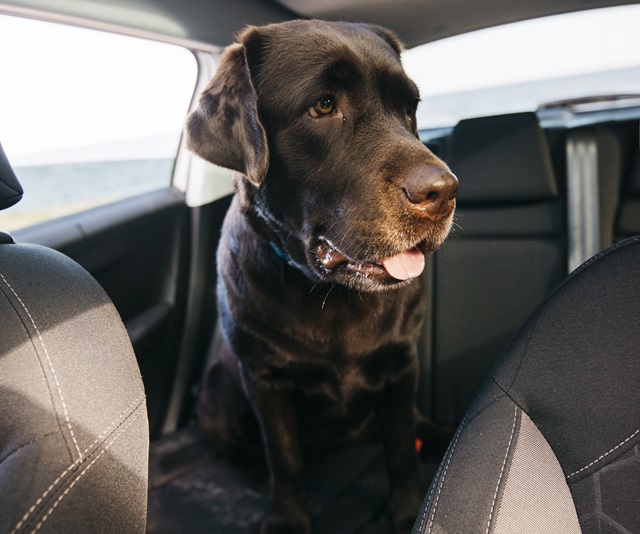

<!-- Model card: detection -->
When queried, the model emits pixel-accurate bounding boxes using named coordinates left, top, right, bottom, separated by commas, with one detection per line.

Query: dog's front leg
left=242, top=369, right=311, bottom=534
left=376, top=370, right=425, bottom=534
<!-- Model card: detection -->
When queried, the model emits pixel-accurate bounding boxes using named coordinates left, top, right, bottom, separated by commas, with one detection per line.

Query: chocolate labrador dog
left=186, top=20, right=457, bottom=534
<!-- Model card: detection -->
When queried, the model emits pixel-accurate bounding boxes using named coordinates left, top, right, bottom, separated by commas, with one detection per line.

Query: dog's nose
left=401, top=164, right=458, bottom=220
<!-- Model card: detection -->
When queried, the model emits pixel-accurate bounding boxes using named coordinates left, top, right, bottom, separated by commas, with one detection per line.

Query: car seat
left=413, top=235, right=640, bottom=533
left=0, top=143, right=149, bottom=533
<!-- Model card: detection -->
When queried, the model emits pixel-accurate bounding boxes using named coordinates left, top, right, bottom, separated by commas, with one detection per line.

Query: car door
left=0, top=14, right=233, bottom=439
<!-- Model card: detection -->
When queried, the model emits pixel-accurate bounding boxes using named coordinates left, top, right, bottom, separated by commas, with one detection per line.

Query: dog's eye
left=407, top=97, right=420, bottom=116
left=310, top=96, right=336, bottom=117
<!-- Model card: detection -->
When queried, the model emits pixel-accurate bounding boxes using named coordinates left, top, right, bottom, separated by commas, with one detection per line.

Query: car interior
left=0, top=0, right=638, bottom=533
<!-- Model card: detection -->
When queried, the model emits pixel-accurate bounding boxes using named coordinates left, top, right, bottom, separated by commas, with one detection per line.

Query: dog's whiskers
left=321, top=284, right=336, bottom=310
left=337, top=222, right=361, bottom=250
left=325, top=218, right=342, bottom=233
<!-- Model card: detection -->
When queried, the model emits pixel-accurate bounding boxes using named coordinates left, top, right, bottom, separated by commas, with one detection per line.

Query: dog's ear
left=363, top=24, right=404, bottom=56
left=185, top=43, right=268, bottom=187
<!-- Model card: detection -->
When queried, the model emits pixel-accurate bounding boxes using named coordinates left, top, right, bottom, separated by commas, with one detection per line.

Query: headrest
left=0, top=143, right=23, bottom=210
left=450, top=112, right=558, bottom=205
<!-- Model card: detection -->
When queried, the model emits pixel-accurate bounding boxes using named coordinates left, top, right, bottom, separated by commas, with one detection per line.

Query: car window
left=403, top=5, right=640, bottom=129
left=0, top=15, right=197, bottom=231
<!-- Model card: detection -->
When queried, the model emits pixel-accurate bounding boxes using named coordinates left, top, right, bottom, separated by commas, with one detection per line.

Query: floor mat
left=147, top=426, right=440, bottom=534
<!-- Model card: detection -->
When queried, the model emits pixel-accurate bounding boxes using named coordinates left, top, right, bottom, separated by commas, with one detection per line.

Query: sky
left=0, top=14, right=197, bottom=160
left=403, top=5, right=640, bottom=97
left=1, top=5, right=640, bottom=162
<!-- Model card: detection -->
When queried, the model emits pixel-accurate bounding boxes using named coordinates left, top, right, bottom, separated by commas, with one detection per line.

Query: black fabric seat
left=413, top=235, right=640, bottom=534
left=427, top=112, right=568, bottom=426
left=0, top=143, right=149, bottom=533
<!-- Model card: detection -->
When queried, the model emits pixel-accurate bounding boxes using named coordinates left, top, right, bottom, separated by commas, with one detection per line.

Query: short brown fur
left=186, top=20, right=458, bottom=534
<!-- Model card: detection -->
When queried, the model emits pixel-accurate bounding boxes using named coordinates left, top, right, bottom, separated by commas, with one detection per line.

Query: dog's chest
left=263, top=345, right=413, bottom=426
left=221, top=226, right=426, bottom=418
left=255, top=288, right=421, bottom=418
left=280, top=276, right=424, bottom=353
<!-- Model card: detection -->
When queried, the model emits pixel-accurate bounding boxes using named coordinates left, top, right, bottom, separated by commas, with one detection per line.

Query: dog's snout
left=401, top=165, right=458, bottom=220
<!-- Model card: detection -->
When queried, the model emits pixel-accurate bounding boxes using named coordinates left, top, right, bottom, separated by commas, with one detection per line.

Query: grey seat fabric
left=413, top=236, right=640, bottom=534
left=429, top=112, right=567, bottom=426
left=0, top=143, right=149, bottom=533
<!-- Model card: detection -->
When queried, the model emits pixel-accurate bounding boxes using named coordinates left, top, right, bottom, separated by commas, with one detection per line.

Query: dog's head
left=186, top=20, right=457, bottom=292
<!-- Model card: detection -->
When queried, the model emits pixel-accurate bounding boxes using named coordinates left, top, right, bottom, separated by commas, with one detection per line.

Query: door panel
left=14, top=186, right=191, bottom=438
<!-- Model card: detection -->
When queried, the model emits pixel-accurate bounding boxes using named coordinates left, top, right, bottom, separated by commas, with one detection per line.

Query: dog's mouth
left=315, top=238, right=432, bottom=284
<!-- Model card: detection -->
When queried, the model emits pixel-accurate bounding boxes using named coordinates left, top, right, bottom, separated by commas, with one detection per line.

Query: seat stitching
left=417, top=392, right=508, bottom=533
left=0, top=273, right=82, bottom=459
left=421, top=415, right=467, bottom=534
left=10, top=395, right=145, bottom=534
left=0, top=279, right=74, bottom=460
left=31, top=405, right=145, bottom=533
left=416, top=452, right=444, bottom=533
left=485, top=404, right=518, bottom=534
left=567, top=429, right=639, bottom=479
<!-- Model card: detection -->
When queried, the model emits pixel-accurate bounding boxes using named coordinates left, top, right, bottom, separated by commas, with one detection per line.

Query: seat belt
left=566, top=130, right=600, bottom=272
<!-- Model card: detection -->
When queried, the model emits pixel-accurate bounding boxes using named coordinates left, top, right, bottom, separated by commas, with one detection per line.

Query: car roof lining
left=1, top=0, right=639, bottom=49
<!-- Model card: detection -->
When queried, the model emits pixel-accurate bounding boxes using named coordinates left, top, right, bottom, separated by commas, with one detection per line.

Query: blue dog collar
left=270, top=241, right=292, bottom=264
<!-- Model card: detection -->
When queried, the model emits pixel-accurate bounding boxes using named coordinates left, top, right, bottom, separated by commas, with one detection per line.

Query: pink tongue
left=381, top=248, right=425, bottom=280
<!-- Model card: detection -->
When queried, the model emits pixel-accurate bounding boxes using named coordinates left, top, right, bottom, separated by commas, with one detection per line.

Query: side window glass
left=0, top=15, right=197, bottom=230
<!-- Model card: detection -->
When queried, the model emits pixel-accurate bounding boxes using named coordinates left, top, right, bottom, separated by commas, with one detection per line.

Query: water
left=0, top=158, right=174, bottom=230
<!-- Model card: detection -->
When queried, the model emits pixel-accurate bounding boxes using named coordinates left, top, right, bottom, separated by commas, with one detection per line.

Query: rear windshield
left=403, top=5, right=640, bottom=129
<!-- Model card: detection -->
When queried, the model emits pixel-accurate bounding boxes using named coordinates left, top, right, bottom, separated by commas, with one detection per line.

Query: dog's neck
left=239, top=196, right=297, bottom=267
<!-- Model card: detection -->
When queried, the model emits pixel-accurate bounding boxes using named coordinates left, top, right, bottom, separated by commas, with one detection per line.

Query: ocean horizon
left=1, top=158, right=174, bottom=230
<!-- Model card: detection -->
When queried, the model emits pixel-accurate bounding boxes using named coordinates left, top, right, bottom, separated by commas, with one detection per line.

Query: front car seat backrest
left=414, top=235, right=640, bottom=534
left=0, top=142, right=149, bottom=533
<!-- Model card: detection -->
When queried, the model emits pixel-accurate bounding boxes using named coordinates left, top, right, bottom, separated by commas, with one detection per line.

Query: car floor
left=147, top=426, right=441, bottom=533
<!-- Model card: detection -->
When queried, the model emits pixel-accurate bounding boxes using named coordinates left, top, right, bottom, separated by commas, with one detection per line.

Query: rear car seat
left=425, top=112, right=568, bottom=427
